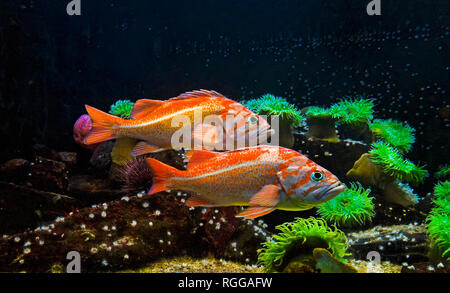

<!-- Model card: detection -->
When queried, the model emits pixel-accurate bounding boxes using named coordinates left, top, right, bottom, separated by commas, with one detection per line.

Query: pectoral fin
left=236, top=206, right=276, bottom=219
left=249, top=184, right=281, bottom=207
left=192, top=123, right=224, bottom=149
left=236, top=184, right=281, bottom=219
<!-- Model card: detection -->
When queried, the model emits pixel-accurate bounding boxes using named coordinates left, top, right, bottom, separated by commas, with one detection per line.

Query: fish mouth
left=323, top=181, right=346, bottom=200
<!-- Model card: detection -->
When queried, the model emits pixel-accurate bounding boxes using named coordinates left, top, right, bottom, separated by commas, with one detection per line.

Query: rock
left=0, top=191, right=269, bottom=272
left=313, top=248, right=358, bottom=273
left=67, top=175, right=127, bottom=205
left=0, top=158, right=30, bottom=183
left=202, top=207, right=241, bottom=252
left=32, top=144, right=57, bottom=159
left=28, top=156, right=68, bottom=192
left=0, top=181, right=79, bottom=235
left=347, top=224, right=429, bottom=264
left=119, top=256, right=264, bottom=273
left=89, top=141, right=114, bottom=171
left=401, top=261, right=450, bottom=273
left=55, top=152, right=77, bottom=167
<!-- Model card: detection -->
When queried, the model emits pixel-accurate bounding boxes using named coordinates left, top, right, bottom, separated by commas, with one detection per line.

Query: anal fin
left=131, top=141, right=166, bottom=156
left=236, top=206, right=276, bottom=219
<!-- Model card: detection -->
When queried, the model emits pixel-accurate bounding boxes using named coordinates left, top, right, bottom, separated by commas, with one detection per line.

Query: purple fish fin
left=249, top=184, right=281, bottom=207
left=185, top=149, right=221, bottom=169
left=130, top=99, right=164, bottom=119
left=131, top=141, right=166, bottom=156
left=236, top=206, right=276, bottom=219
left=186, top=196, right=218, bottom=207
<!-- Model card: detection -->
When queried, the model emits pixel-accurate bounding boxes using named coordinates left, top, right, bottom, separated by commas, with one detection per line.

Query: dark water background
left=0, top=0, right=448, bottom=172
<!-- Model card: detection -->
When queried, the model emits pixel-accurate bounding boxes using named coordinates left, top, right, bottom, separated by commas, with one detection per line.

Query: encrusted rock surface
left=347, top=224, right=429, bottom=265
left=0, top=191, right=269, bottom=273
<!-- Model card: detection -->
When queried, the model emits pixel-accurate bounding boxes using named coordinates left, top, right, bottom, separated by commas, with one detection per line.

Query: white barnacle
left=154, top=210, right=161, bottom=216
left=88, top=213, right=95, bottom=219
left=24, top=241, right=31, bottom=247
left=208, top=219, right=214, bottom=225
left=102, top=225, right=109, bottom=231
left=39, top=240, right=45, bottom=246
left=131, top=220, right=137, bottom=227
left=124, top=254, right=129, bottom=260
left=14, top=236, right=21, bottom=243
left=159, top=239, right=164, bottom=244
left=90, top=247, right=98, bottom=254
left=142, top=202, right=149, bottom=208
left=23, top=248, right=31, bottom=254
left=149, top=221, right=154, bottom=227
left=101, top=211, right=107, bottom=218
left=167, top=231, right=171, bottom=236
left=121, top=196, right=130, bottom=202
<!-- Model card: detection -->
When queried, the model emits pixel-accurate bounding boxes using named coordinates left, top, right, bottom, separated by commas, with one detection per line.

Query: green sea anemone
left=317, top=182, right=375, bottom=228
left=257, top=217, right=349, bottom=272
left=369, top=141, right=428, bottom=185
left=369, top=119, right=415, bottom=153
left=109, top=100, right=135, bottom=119
left=243, top=94, right=304, bottom=128
left=330, top=97, right=375, bottom=124
left=434, top=181, right=450, bottom=200
left=304, top=106, right=341, bottom=142
left=243, top=94, right=304, bottom=148
left=426, top=181, right=450, bottom=260
left=435, top=165, right=450, bottom=180
left=304, top=106, right=339, bottom=119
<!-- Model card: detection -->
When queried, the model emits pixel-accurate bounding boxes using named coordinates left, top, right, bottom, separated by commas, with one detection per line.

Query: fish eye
left=248, top=115, right=259, bottom=124
left=311, top=171, right=325, bottom=182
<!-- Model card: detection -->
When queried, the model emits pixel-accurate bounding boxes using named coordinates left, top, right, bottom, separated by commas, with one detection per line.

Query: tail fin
left=84, top=105, right=123, bottom=144
left=146, top=158, right=183, bottom=195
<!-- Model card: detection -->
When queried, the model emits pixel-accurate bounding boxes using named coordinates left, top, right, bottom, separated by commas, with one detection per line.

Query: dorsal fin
left=169, top=89, right=225, bottom=101
left=185, top=149, right=221, bottom=168
left=130, top=99, right=164, bottom=119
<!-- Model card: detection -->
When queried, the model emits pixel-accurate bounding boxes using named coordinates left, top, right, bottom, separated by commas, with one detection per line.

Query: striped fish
left=146, top=145, right=345, bottom=219
left=83, top=90, right=273, bottom=155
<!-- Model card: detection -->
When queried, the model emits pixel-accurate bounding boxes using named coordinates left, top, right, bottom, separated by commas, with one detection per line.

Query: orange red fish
left=146, top=145, right=345, bottom=219
left=83, top=90, right=273, bottom=155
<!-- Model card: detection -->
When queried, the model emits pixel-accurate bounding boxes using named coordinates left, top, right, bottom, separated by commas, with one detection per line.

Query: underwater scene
left=0, top=0, right=449, bottom=277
